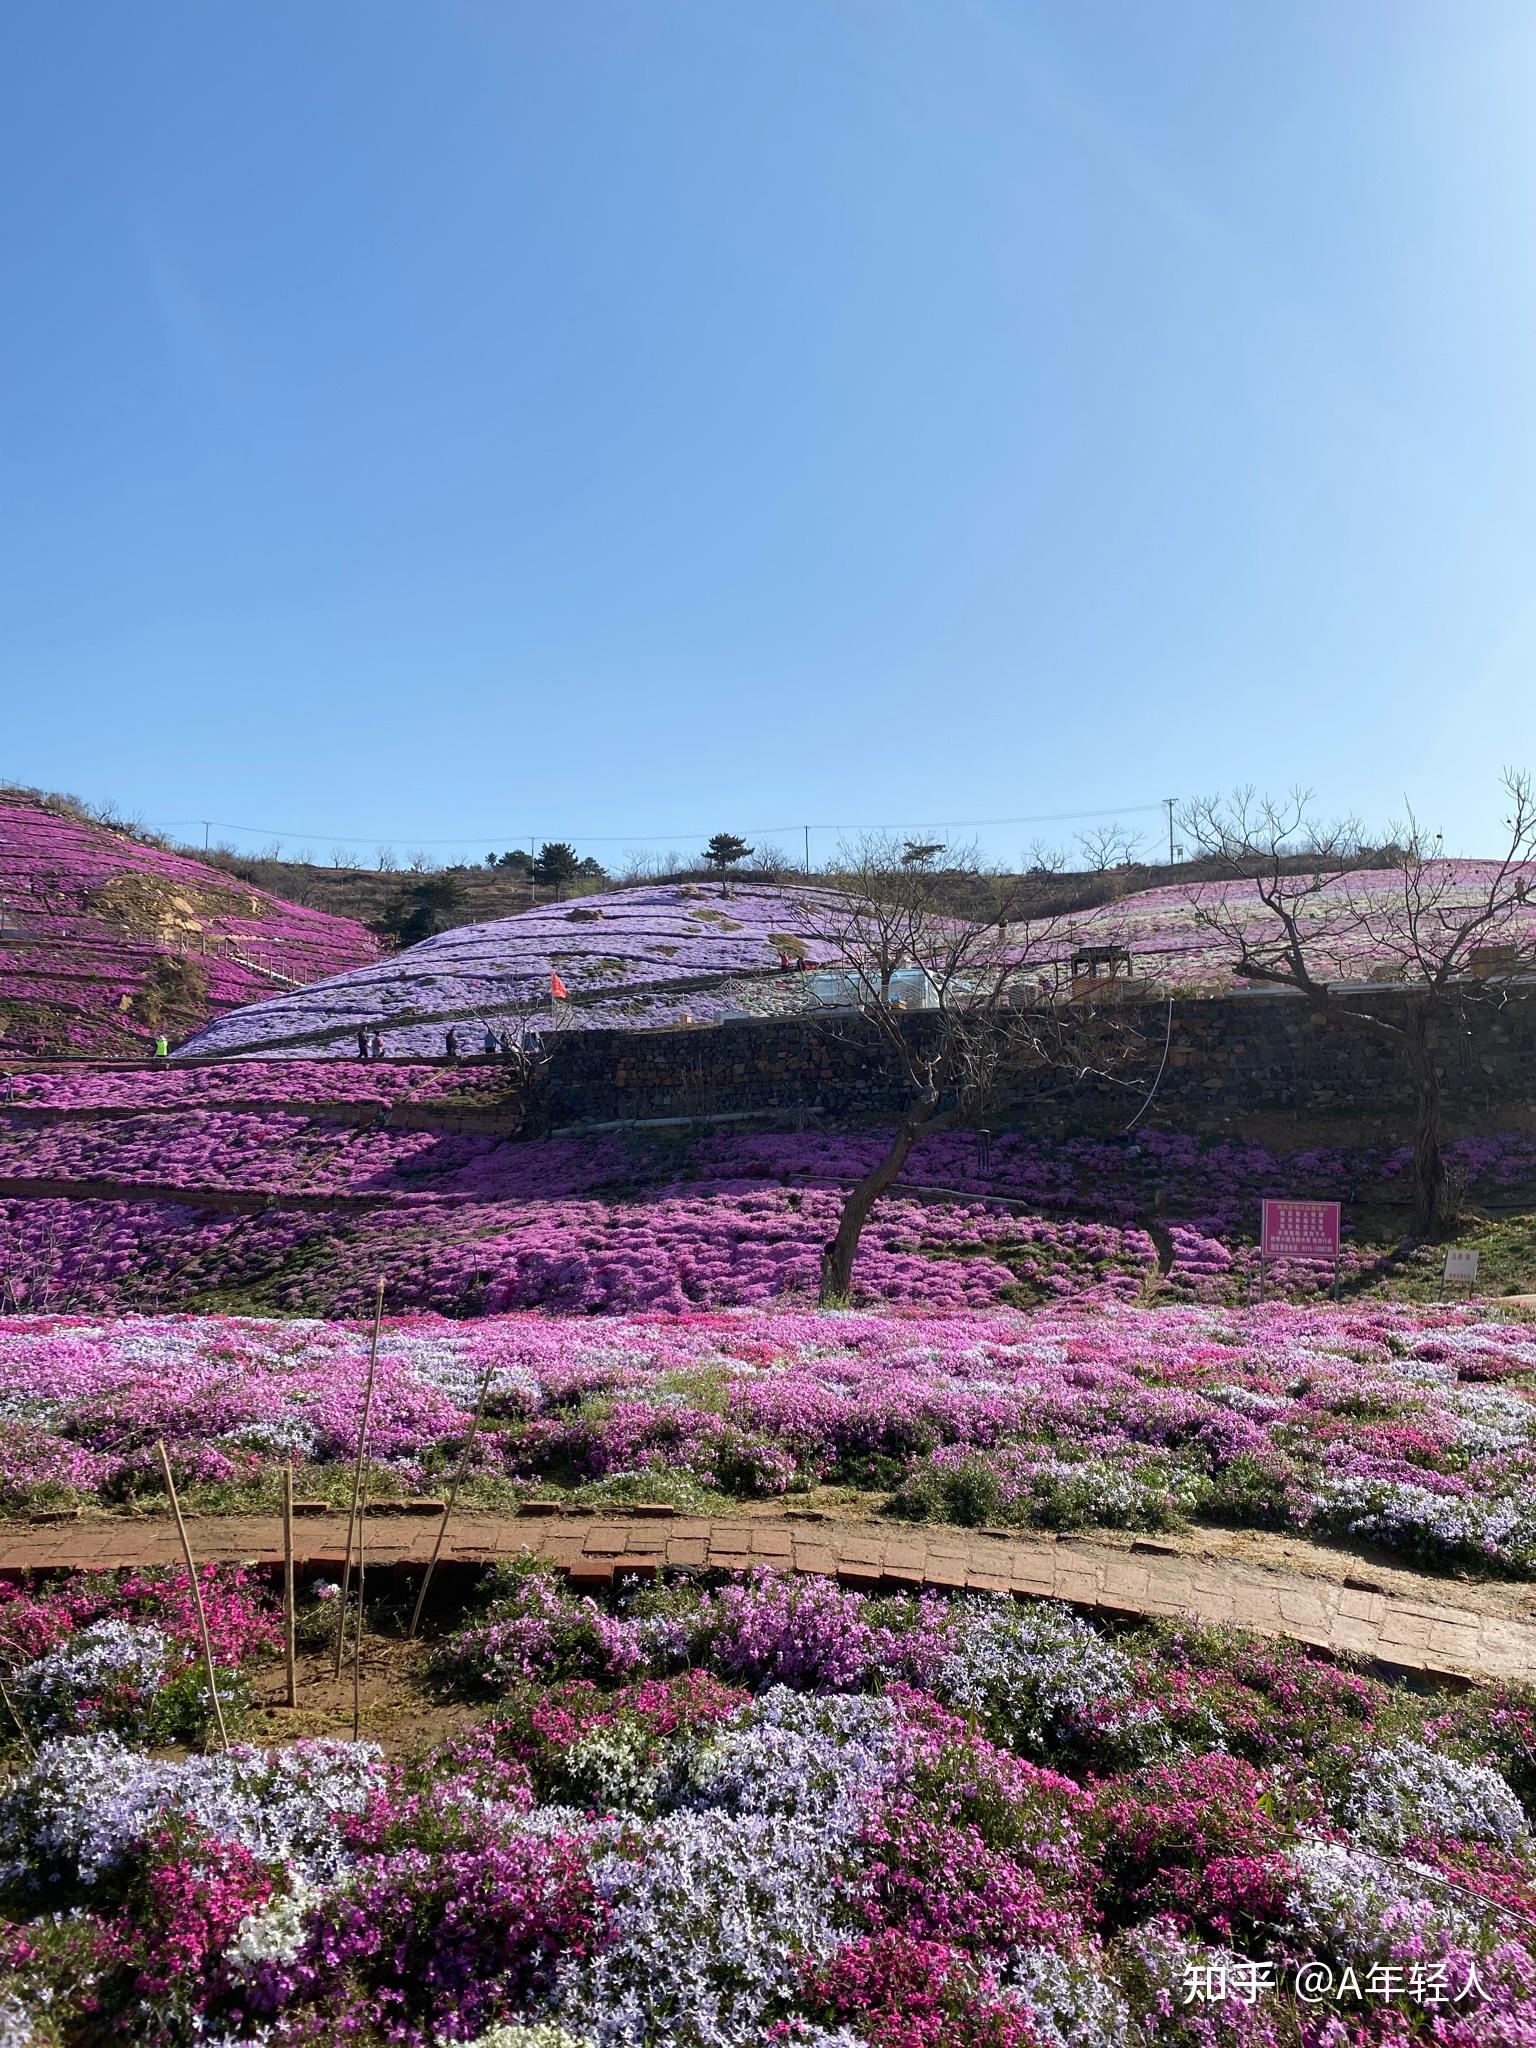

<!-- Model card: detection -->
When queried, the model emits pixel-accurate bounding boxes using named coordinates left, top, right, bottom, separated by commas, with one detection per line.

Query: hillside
left=1064, top=858, right=1536, bottom=986
left=177, top=857, right=1536, bottom=1062
left=176, top=880, right=848, bottom=1057
left=0, top=795, right=383, bottom=1056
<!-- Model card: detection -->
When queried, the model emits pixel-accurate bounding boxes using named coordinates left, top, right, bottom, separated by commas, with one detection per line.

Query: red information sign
left=1260, top=1199, right=1341, bottom=1261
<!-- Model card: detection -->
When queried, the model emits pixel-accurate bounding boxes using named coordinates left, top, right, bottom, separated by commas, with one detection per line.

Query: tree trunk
left=819, top=1107, right=931, bottom=1305
left=1404, top=1004, right=1446, bottom=1237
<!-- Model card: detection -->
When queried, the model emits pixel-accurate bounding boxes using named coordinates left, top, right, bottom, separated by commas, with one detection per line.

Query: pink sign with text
left=1260, top=1199, right=1341, bottom=1261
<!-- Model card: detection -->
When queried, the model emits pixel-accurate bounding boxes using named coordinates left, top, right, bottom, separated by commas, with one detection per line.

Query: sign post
left=1260, top=1199, right=1342, bottom=1301
left=1442, top=1246, right=1480, bottom=1296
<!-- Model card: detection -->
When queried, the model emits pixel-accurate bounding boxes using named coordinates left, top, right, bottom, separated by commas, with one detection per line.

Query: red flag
left=550, top=973, right=569, bottom=1000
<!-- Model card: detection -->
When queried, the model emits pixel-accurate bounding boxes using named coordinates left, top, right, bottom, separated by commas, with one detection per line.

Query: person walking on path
left=356, top=1027, right=369, bottom=1062
left=369, top=1030, right=384, bottom=1061
left=483, top=1025, right=497, bottom=1056
left=153, top=1034, right=169, bottom=1059
left=445, top=1026, right=460, bottom=1062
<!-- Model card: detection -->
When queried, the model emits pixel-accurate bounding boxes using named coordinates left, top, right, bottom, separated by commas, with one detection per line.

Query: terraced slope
left=1065, top=859, right=1536, bottom=986
left=177, top=881, right=848, bottom=1057
left=0, top=798, right=381, bottom=1055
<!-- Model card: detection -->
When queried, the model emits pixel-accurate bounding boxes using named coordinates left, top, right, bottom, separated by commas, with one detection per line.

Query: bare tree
left=1024, top=839, right=1068, bottom=877
left=330, top=846, right=351, bottom=869
left=1180, top=773, right=1536, bottom=1234
left=800, top=835, right=1141, bottom=1303
left=1076, top=822, right=1145, bottom=872
left=375, top=845, right=399, bottom=874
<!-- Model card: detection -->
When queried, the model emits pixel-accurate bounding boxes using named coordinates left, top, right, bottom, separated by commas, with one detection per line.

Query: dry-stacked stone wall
left=533, top=988, right=1536, bottom=1128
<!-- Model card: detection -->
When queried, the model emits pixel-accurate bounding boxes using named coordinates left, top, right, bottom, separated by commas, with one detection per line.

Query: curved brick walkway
left=3, top=1508, right=1531, bottom=1689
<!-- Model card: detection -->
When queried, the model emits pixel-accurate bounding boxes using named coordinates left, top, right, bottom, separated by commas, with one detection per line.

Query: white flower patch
left=933, top=1597, right=1143, bottom=1753
left=1284, top=1835, right=1484, bottom=1957
left=1311, top=1473, right=1533, bottom=1567
left=557, top=1808, right=855, bottom=2047
left=1343, top=1740, right=1529, bottom=1853
left=685, top=1688, right=902, bottom=1837
left=224, top=1873, right=319, bottom=1977
left=1008, top=1946, right=1132, bottom=2048
left=13, top=1620, right=169, bottom=1736
left=0, top=1734, right=384, bottom=1891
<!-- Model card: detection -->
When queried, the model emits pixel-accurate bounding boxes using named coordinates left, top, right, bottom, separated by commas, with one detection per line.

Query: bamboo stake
left=407, top=1359, right=497, bottom=1639
left=0, top=1674, right=33, bottom=1761
left=333, top=1279, right=385, bottom=1677
left=282, top=1461, right=297, bottom=1708
left=156, top=1440, right=229, bottom=1751
left=0, top=1644, right=36, bottom=1763
left=352, top=1446, right=366, bottom=1741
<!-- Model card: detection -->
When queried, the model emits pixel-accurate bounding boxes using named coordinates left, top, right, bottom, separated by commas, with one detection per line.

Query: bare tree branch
left=797, top=834, right=1143, bottom=1300
left=1179, top=772, right=1536, bottom=1232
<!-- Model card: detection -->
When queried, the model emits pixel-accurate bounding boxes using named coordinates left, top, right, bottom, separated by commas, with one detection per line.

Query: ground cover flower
left=0, top=1568, right=1532, bottom=2043
left=1342, top=1739, right=1531, bottom=1854
left=0, top=797, right=378, bottom=1057
left=3, top=1096, right=1530, bottom=1319
left=0, top=1565, right=277, bottom=1748
left=141, top=859, right=1536, bottom=1060
left=2, top=1301, right=1531, bottom=1571
left=175, top=881, right=851, bottom=1059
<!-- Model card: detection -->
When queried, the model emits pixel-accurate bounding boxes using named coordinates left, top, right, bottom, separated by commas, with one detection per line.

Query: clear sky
left=4, top=1, right=1536, bottom=869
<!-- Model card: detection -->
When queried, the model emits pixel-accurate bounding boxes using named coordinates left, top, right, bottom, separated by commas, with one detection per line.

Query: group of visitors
left=444, top=1024, right=539, bottom=1063
left=776, top=952, right=811, bottom=972
left=348, top=1023, right=540, bottom=1063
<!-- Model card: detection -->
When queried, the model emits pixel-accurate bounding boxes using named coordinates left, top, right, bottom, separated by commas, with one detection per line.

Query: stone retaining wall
left=531, top=987, right=1536, bottom=1128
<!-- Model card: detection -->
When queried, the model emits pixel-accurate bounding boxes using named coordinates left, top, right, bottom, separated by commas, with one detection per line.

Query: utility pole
left=1164, top=798, right=1177, bottom=866
left=803, top=825, right=810, bottom=874
left=203, top=821, right=211, bottom=852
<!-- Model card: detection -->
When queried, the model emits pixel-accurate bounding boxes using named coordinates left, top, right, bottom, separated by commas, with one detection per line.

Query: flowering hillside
left=169, top=858, right=1536, bottom=1062
left=177, top=881, right=847, bottom=1058
left=3, top=1301, right=1533, bottom=1570
left=1, top=1087, right=1531, bottom=1318
left=0, top=798, right=381, bottom=1056
left=1065, top=859, right=1536, bottom=988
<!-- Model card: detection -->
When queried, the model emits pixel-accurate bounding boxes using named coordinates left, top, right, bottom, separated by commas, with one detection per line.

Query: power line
left=144, top=800, right=1171, bottom=850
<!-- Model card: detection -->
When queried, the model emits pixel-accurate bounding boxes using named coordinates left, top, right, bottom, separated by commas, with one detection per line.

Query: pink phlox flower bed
left=0, top=1062, right=493, bottom=1111
left=0, top=1180, right=1159, bottom=1326
left=1063, top=857, right=1536, bottom=987
left=1, top=1302, right=1532, bottom=1568
left=0, top=800, right=379, bottom=1056
left=1, top=1111, right=1531, bottom=1319
left=171, top=858, right=1536, bottom=1063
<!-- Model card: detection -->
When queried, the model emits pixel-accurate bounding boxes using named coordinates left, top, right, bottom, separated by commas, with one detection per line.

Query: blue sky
left=4, top=1, right=1535, bottom=869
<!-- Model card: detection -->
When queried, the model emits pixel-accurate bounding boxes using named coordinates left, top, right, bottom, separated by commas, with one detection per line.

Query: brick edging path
left=4, top=1510, right=1533, bottom=1690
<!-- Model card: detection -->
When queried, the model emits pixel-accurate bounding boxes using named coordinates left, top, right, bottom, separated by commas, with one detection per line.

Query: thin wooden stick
left=407, top=1359, right=497, bottom=1640
left=156, top=1440, right=229, bottom=1751
left=352, top=1446, right=366, bottom=1741
left=0, top=1658, right=35, bottom=1762
left=282, top=1461, right=297, bottom=1708
left=333, top=1279, right=385, bottom=1677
